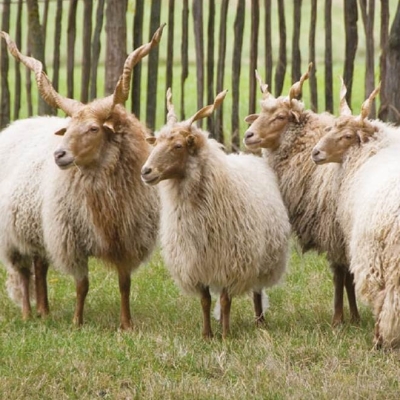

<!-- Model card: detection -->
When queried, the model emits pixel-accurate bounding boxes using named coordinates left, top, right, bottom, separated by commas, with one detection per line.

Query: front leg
left=33, top=256, right=50, bottom=318
left=118, top=269, right=133, bottom=330
left=73, top=275, right=89, bottom=326
left=253, top=291, right=265, bottom=325
left=331, top=264, right=345, bottom=326
left=344, top=270, right=360, bottom=324
left=220, top=288, right=232, bottom=339
left=200, top=286, right=213, bottom=339
left=19, top=267, right=32, bottom=320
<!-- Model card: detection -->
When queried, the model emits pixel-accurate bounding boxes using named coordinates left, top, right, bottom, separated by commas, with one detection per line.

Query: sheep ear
left=186, top=134, right=196, bottom=147
left=244, top=114, right=259, bottom=123
left=54, top=128, right=66, bottom=136
left=103, top=119, right=115, bottom=133
left=146, top=137, right=157, bottom=145
left=290, top=110, right=300, bottom=123
left=356, top=130, right=369, bottom=143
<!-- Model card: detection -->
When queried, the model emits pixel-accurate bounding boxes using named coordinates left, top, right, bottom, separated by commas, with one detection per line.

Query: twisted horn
left=359, top=83, right=381, bottom=121
left=288, top=62, right=313, bottom=103
left=166, top=87, right=177, bottom=125
left=0, top=31, right=83, bottom=116
left=108, top=23, right=166, bottom=108
left=255, top=70, right=271, bottom=99
left=339, top=77, right=352, bottom=116
left=187, top=90, right=228, bottom=126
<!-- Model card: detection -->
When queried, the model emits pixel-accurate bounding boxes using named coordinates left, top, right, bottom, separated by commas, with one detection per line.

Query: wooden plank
left=325, top=0, right=333, bottom=112
left=231, top=0, right=245, bottom=152
left=206, top=0, right=215, bottom=133
left=81, top=0, right=93, bottom=103
left=192, top=0, right=204, bottom=127
left=264, top=0, right=272, bottom=89
left=309, top=0, right=318, bottom=112
left=180, top=0, right=189, bottom=120
left=292, top=0, right=302, bottom=84
left=90, top=0, right=105, bottom=100
left=52, top=0, right=63, bottom=93
left=275, top=0, right=286, bottom=96
left=146, top=0, right=161, bottom=130
left=165, top=0, right=175, bottom=122
left=132, top=0, right=144, bottom=117
left=0, top=0, right=11, bottom=128
left=67, top=0, right=78, bottom=99
left=378, top=0, right=389, bottom=120
left=13, top=0, right=23, bottom=120
left=215, top=0, right=229, bottom=144
left=249, top=0, right=259, bottom=115
left=343, top=0, right=358, bottom=109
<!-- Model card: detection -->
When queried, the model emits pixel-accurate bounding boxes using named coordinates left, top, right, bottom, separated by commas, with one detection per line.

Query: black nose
left=245, top=131, right=254, bottom=140
left=311, top=148, right=320, bottom=158
left=141, top=166, right=152, bottom=176
left=54, top=149, right=66, bottom=160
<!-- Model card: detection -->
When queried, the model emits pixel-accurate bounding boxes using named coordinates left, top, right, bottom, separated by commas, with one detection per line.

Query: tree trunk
left=105, top=0, right=127, bottom=96
left=378, top=0, right=390, bottom=120
left=292, top=0, right=302, bottom=84
left=308, top=0, right=318, bottom=112
left=275, top=0, right=286, bottom=96
left=249, top=0, right=260, bottom=114
left=324, top=0, right=333, bottom=113
left=0, top=0, right=11, bottom=129
left=385, top=1, right=400, bottom=124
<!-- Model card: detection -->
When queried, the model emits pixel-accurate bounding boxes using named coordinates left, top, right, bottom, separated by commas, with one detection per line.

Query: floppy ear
left=54, top=128, right=67, bottom=136
left=244, top=114, right=259, bottom=124
left=103, top=119, right=115, bottom=133
left=146, top=137, right=157, bottom=145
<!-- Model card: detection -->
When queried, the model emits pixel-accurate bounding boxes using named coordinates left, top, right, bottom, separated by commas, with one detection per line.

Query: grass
left=1, top=1, right=400, bottom=399
left=1, top=245, right=400, bottom=399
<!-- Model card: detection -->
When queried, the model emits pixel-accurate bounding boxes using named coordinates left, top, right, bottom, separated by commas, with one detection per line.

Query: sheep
left=243, top=66, right=360, bottom=326
left=312, top=82, right=400, bottom=348
left=140, top=89, right=290, bottom=338
left=0, top=27, right=164, bottom=329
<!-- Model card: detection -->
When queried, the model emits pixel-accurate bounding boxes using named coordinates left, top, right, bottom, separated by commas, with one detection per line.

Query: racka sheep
left=0, top=27, right=163, bottom=328
left=312, top=82, right=400, bottom=348
left=141, top=89, right=290, bottom=338
left=243, top=67, right=360, bottom=326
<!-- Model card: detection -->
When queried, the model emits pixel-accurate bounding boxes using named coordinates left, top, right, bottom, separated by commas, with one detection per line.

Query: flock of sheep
left=0, top=25, right=399, bottom=349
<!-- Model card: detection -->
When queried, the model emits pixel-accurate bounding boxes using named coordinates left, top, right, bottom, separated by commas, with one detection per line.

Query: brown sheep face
left=311, top=117, right=374, bottom=165
left=53, top=107, right=112, bottom=170
left=141, top=127, right=204, bottom=185
left=243, top=99, right=295, bottom=151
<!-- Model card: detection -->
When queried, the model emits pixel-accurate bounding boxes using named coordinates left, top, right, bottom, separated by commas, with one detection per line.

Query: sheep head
left=243, top=66, right=310, bottom=151
left=1, top=26, right=165, bottom=170
left=141, top=89, right=228, bottom=185
left=311, top=80, right=380, bottom=165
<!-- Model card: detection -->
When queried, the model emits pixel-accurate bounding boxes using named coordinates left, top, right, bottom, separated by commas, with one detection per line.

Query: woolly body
left=0, top=112, right=159, bottom=311
left=158, top=133, right=290, bottom=297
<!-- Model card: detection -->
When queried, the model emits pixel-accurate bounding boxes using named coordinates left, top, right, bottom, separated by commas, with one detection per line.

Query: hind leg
left=200, top=286, right=213, bottom=339
left=344, top=270, right=360, bottom=324
left=19, top=267, right=32, bottom=320
left=34, top=256, right=49, bottom=317
left=253, top=291, right=265, bottom=325
left=220, top=288, right=232, bottom=339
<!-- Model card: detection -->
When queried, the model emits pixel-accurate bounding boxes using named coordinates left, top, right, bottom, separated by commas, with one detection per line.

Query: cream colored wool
left=0, top=114, right=159, bottom=308
left=156, top=131, right=290, bottom=299
left=333, top=123, right=400, bottom=347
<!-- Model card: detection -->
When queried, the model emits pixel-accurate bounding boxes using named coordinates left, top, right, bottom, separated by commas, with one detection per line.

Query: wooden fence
left=0, top=0, right=397, bottom=150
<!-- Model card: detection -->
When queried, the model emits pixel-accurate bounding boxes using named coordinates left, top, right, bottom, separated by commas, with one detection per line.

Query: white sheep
left=243, top=67, right=360, bottom=326
left=141, top=89, right=290, bottom=338
left=312, top=82, right=400, bottom=348
left=0, top=28, right=163, bottom=329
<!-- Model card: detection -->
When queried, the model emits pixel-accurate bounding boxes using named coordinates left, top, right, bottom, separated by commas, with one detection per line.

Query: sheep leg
left=34, top=256, right=49, bottom=317
left=200, top=287, right=213, bottom=339
left=344, top=270, right=360, bottom=324
left=73, top=275, right=89, bottom=326
left=220, top=288, right=232, bottom=339
left=332, top=265, right=345, bottom=326
left=20, top=268, right=32, bottom=320
left=118, top=270, right=133, bottom=330
left=253, top=291, right=265, bottom=325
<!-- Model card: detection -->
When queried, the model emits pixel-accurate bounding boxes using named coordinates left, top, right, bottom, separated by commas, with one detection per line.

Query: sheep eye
left=324, top=127, right=332, bottom=132
left=174, top=143, right=183, bottom=150
left=89, top=126, right=99, bottom=133
left=276, top=114, right=286, bottom=120
left=344, top=134, right=353, bottom=140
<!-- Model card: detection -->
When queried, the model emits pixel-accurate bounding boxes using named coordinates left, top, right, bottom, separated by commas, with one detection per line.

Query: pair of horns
left=0, top=24, right=165, bottom=116
left=254, top=62, right=313, bottom=103
left=339, top=77, right=380, bottom=121
left=166, top=88, right=228, bottom=127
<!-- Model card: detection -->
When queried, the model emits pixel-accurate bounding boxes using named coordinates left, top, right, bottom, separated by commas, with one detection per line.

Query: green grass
left=1, top=245, right=400, bottom=400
